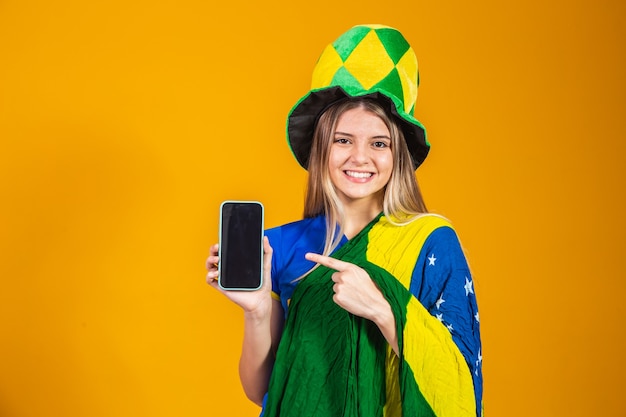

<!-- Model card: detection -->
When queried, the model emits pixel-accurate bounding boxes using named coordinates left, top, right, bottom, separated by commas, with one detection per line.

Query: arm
left=207, top=237, right=284, bottom=406
left=408, top=227, right=483, bottom=416
left=368, top=297, right=399, bottom=355
left=238, top=297, right=284, bottom=405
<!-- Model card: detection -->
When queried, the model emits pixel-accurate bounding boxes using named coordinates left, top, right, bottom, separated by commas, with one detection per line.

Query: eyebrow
left=334, top=131, right=391, bottom=140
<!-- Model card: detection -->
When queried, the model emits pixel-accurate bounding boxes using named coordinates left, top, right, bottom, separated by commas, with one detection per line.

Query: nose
left=349, top=141, right=370, bottom=164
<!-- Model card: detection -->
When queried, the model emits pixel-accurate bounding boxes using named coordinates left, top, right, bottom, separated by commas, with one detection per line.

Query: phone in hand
left=218, top=200, right=264, bottom=291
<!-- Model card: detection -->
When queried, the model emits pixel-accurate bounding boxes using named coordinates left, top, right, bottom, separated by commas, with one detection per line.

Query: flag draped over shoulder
left=263, top=214, right=477, bottom=417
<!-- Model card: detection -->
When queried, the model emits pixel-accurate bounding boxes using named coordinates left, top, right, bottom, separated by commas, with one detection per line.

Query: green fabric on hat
left=331, top=66, right=365, bottom=91
left=376, top=27, right=411, bottom=64
left=333, top=25, right=371, bottom=61
left=372, top=68, right=405, bottom=113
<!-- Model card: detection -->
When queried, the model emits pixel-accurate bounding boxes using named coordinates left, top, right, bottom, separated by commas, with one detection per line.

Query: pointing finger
left=305, top=253, right=350, bottom=271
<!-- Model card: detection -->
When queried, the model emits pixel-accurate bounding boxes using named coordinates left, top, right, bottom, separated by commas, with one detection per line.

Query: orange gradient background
left=1, top=1, right=625, bottom=416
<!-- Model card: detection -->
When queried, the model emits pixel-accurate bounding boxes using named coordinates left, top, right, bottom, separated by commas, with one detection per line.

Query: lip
left=343, top=170, right=375, bottom=182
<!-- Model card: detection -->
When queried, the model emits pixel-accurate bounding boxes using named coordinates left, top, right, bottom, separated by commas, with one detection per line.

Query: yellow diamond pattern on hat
left=311, top=44, right=344, bottom=90
left=396, top=48, right=419, bottom=114
left=343, top=30, right=395, bottom=90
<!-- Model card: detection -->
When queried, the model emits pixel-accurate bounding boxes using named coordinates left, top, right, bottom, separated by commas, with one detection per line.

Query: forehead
left=335, top=107, right=390, bottom=136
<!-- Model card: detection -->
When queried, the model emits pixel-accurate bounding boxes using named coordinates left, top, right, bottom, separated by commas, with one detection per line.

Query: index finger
left=305, top=252, right=350, bottom=271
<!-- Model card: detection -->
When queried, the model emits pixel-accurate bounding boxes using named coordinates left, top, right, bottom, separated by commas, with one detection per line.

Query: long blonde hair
left=303, top=97, right=428, bottom=257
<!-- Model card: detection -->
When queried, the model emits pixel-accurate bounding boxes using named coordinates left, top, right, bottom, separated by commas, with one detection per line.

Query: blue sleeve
left=264, top=217, right=326, bottom=316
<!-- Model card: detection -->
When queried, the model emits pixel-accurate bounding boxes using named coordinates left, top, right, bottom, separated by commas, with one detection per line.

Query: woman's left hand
left=304, top=252, right=386, bottom=321
left=305, top=252, right=400, bottom=355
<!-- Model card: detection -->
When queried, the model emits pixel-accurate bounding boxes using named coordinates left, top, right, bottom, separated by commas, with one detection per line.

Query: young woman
left=207, top=25, right=483, bottom=417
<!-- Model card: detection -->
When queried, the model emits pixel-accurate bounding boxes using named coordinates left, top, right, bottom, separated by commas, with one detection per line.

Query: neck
left=340, top=197, right=383, bottom=239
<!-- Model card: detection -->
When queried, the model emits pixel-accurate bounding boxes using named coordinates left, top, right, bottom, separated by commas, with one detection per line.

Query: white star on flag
left=475, top=349, right=483, bottom=375
left=435, top=294, right=445, bottom=309
left=464, top=277, right=474, bottom=296
left=446, top=323, right=454, bottom=333
left=428, top=254, right=436, bottom=266
left=436, top=313, right=443, bottom=322
left=475, top=311, right=480, bottom=323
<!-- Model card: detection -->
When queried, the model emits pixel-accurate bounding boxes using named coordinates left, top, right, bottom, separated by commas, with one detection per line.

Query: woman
left=207, top=24, right=483, bottom=417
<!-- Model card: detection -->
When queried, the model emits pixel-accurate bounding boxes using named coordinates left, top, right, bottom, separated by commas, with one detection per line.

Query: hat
left=287, top=24, right=429, bottom=170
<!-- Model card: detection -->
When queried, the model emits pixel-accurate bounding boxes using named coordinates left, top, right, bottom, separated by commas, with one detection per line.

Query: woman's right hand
left=206, top=236, right=274, bottom=318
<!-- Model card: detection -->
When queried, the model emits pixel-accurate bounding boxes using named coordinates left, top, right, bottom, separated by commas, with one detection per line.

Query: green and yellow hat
left=287, top=24, right=429, bottom=170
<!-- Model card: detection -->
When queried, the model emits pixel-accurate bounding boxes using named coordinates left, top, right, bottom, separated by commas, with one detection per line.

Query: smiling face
left=328, top=106, right=393, bottom=209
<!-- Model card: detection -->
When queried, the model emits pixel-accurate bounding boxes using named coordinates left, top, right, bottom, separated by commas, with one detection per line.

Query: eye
left=372, top=140, right=390, bottom=148
left=333, top=138, right=351, bottom=144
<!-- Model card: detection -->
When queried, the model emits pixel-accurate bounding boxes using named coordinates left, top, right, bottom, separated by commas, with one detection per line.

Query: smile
left=345, top=170, right=373, bottom=179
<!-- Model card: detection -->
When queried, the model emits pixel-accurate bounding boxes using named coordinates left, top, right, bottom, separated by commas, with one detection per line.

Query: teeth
left=346, top=171, right=373, bottom=179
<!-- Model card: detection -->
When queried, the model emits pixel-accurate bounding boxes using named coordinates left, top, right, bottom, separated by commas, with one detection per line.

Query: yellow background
left=1, top=0, right=624, bottom=416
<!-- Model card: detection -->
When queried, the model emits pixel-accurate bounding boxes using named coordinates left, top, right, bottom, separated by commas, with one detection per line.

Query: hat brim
left=287, top=86, right=429, bottom=170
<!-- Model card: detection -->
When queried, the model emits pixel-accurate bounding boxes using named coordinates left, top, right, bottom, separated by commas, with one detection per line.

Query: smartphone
left=218, top=200, right=264, bottom=291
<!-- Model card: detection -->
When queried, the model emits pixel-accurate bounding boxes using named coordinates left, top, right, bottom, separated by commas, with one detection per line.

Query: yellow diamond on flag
left=311, top=44, right=344, bottom=90
left=395, top=48, right=419, bottom=114
left=344, top=30, right=395, bottom=90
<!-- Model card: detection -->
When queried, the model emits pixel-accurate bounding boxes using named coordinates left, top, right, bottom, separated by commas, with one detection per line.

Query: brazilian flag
left=263, top=214, right=478, bottom=417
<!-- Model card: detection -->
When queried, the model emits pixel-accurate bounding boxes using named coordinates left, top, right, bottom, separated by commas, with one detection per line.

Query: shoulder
left=369, top=213, right=455, bottom=252
left=265, top=215, right=326, bottom=244
left=419, top=217, right=469, bottom=271
left=264, top=214, right=327, bottom=273
left=422, top=219, right=461, bottom=247
left=417, top=216, right=463, bottom=250
left=399, top=214, right=463, bottom=251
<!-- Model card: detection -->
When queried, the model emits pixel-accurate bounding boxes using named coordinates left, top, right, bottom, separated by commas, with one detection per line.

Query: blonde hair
left=303, top=97, right=428, bottom=258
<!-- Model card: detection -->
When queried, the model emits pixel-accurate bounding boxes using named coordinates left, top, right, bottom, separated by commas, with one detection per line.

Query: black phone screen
left=219, top=201, right=264, bottom=290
